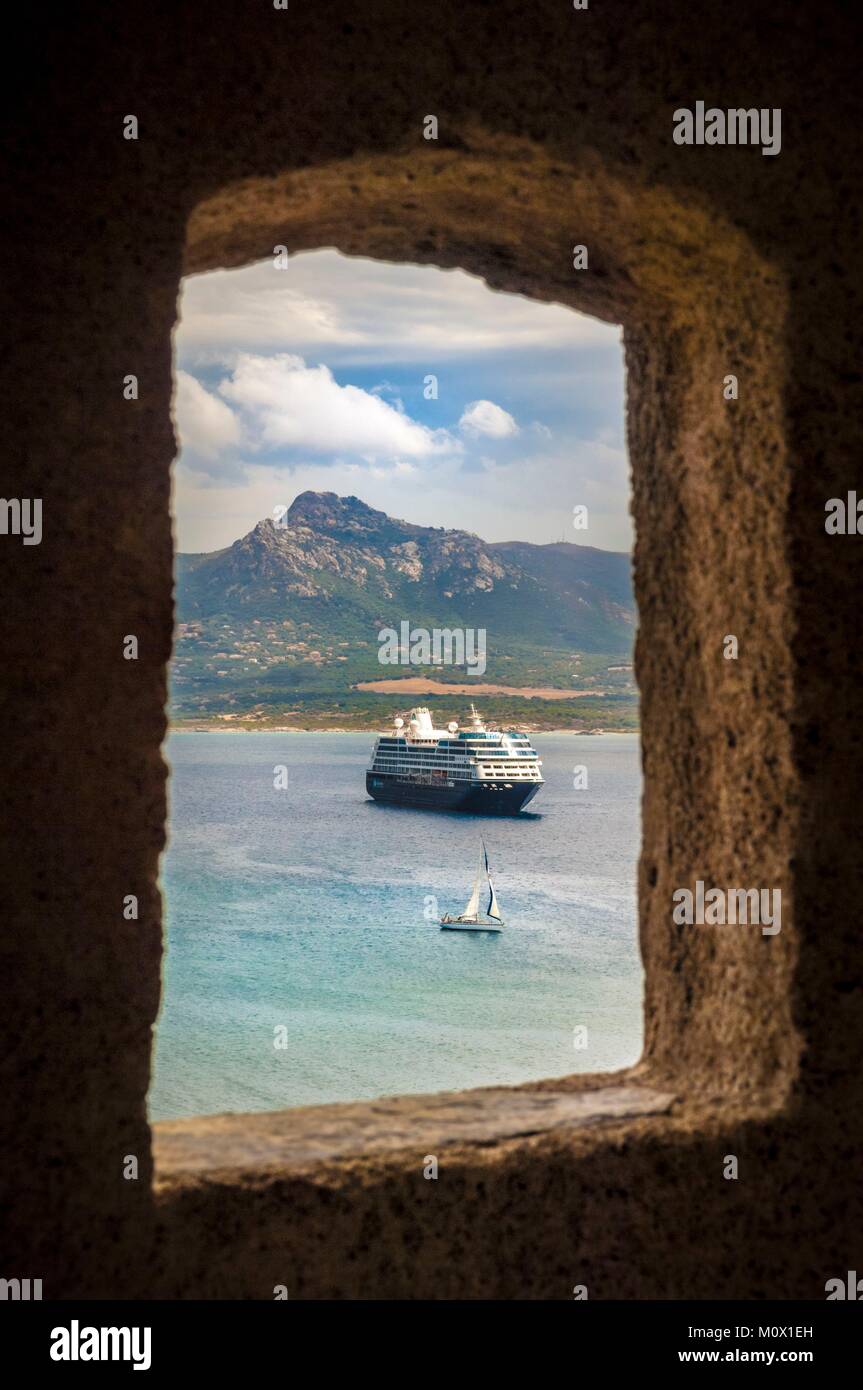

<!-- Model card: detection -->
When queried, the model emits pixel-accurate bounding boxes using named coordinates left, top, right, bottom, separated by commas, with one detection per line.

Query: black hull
left=366, top=773, right=541, bottom=815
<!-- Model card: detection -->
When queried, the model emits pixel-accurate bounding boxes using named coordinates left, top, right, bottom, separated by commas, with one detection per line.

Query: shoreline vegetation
left=169, top=685, right=639, bottom=735
left=170, top=724, right=637, bottom=734
left=170, top=706, right=639, bottom=735
left=172, top=684, right=640, bottom=733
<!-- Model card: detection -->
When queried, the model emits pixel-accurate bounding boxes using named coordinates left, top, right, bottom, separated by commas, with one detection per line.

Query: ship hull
left=366, top=772, right=541, bottom=815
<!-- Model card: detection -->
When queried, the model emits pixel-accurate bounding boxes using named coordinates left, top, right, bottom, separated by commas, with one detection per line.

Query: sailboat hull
left=366, top=773, right=540, bottom=815
left=440, top=922, right=502, bottom=933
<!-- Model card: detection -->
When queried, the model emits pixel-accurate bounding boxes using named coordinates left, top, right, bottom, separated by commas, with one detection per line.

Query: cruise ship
left=365, top=705, right=544, bottom=814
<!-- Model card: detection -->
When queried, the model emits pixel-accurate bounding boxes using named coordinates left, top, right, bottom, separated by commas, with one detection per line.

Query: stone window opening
left=143, top=141, right=798, bottom=1298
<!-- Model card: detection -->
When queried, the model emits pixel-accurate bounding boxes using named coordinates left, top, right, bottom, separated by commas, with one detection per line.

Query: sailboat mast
left=483, top=840, right=503, bottom=921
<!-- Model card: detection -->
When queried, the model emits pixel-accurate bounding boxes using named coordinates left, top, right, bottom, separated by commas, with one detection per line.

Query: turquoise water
left=149, top=732, right=643, bottom=1119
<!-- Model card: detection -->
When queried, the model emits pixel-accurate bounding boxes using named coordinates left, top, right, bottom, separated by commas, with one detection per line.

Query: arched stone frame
left=139, top=137, right=803, bottom=1297
left=180, top=132, right=795, bottom=1102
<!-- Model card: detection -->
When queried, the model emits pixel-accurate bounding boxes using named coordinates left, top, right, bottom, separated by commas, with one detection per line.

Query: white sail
left=462, top=847, right=484, bottom=918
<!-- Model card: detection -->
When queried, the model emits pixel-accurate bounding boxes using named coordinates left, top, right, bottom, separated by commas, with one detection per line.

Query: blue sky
left=172, top=249, right=629, bottom=554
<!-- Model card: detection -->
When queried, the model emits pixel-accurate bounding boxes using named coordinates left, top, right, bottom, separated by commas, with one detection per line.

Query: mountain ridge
left=172, top=491, right=637, bottom=728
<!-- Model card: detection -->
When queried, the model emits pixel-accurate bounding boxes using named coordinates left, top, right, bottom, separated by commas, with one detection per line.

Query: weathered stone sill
left=153, top=1082, right=676, bottom=1180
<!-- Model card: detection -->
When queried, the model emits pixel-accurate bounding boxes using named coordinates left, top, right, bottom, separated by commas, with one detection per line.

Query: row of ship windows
left=375, top=740, right=536, bottom=753
left=372, top=762, right=538, bottom=776
left=372, top=756, right=539, bottom=767
left=372, top=769, right=536, bottom=779
left=374, top=748, right=537, bottom=759
left=376, top=735, right=529, bottom=742
left=371, top=755, right=539, bottom=766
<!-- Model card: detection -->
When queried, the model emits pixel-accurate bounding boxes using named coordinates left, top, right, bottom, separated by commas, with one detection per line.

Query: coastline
left=168, top=723, right=638, bottom=735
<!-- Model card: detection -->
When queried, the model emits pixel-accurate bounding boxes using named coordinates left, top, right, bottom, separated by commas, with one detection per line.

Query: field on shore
left=355, top=677, right=611, bottom=699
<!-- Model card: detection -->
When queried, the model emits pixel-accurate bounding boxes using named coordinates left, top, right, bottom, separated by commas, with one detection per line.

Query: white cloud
left=171, top=250, right=629, bottom=554
left=176, top=276, right=360, bottom=359
left=459, top=399, right=519, bottom=439
left=173, top=370, right=241, bottom=460
left=177, top=250, right=619, bottom=367
left=218, top=353, right=457, bottom=461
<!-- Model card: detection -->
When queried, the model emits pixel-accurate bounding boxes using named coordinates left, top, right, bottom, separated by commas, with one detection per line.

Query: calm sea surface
left=149, top=732, right=643, bottom=1120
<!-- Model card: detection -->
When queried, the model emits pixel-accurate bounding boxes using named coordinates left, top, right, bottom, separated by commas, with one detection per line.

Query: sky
left=171, top=249, right=630, bottom=555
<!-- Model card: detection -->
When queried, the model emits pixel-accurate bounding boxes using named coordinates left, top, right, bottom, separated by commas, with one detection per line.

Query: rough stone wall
left=2, top=0, right=861, bottom=1297
left=152, top=1106, right=850, bottom=1301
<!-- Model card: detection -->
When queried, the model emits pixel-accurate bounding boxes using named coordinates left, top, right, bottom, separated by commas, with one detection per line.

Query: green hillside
left=171, top=491, right=638, bottom=730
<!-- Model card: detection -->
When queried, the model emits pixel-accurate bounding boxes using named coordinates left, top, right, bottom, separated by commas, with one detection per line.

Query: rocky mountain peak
left=176, top=492, right=634, bottom=653
left=287, top=490, right=390, bottom=535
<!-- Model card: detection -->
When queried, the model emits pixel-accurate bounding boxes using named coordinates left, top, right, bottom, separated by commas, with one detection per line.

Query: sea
left=149, top=732, right=644, bottom=1120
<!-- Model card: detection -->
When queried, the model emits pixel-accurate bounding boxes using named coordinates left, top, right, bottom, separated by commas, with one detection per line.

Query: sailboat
left=440, top=841, right=504, bottom=932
